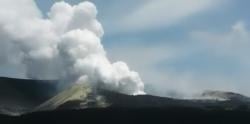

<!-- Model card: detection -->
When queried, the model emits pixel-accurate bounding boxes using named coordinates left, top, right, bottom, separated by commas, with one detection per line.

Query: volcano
left=0, top=77, right=250, bottom=123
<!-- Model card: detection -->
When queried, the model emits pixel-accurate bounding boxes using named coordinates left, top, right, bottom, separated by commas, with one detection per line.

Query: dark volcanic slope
left=100, top=89, right=201, bottom=108
left=2, top=89, right=250, bottom=124
left=2, top=107, right=250, bottom=124
left=1, top=77, right=250, bottom=123
left=0, top=77, right=58, bottom=115
left=99, top=89, right=250, bottom=111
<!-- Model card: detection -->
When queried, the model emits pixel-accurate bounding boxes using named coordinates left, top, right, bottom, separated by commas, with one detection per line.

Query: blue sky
left=4, top=0, right=249, bottom=97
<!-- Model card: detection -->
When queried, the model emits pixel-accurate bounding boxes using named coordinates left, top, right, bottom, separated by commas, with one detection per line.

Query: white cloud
left=0, top=0, right=144, bottom=95
left=106, top=42, right=202, bottom=97
left=118, top=0, right=223, bottom=32
left=107, top=42, right=247, bottom=97
left=106, top=21, right=250, bottom=97
left=191, top=21, right=250, bottom=63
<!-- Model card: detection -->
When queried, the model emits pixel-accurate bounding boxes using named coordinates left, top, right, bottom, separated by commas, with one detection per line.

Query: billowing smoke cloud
left=0, top=0, right=144, bottom=95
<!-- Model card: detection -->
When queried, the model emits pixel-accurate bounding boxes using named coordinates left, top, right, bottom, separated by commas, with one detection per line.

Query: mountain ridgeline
left=1, top=77, right=250, bottom=123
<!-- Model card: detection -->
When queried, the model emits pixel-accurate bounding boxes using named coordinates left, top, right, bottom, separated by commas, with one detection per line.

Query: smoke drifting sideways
left=0, top=0, right=144, bottom=95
